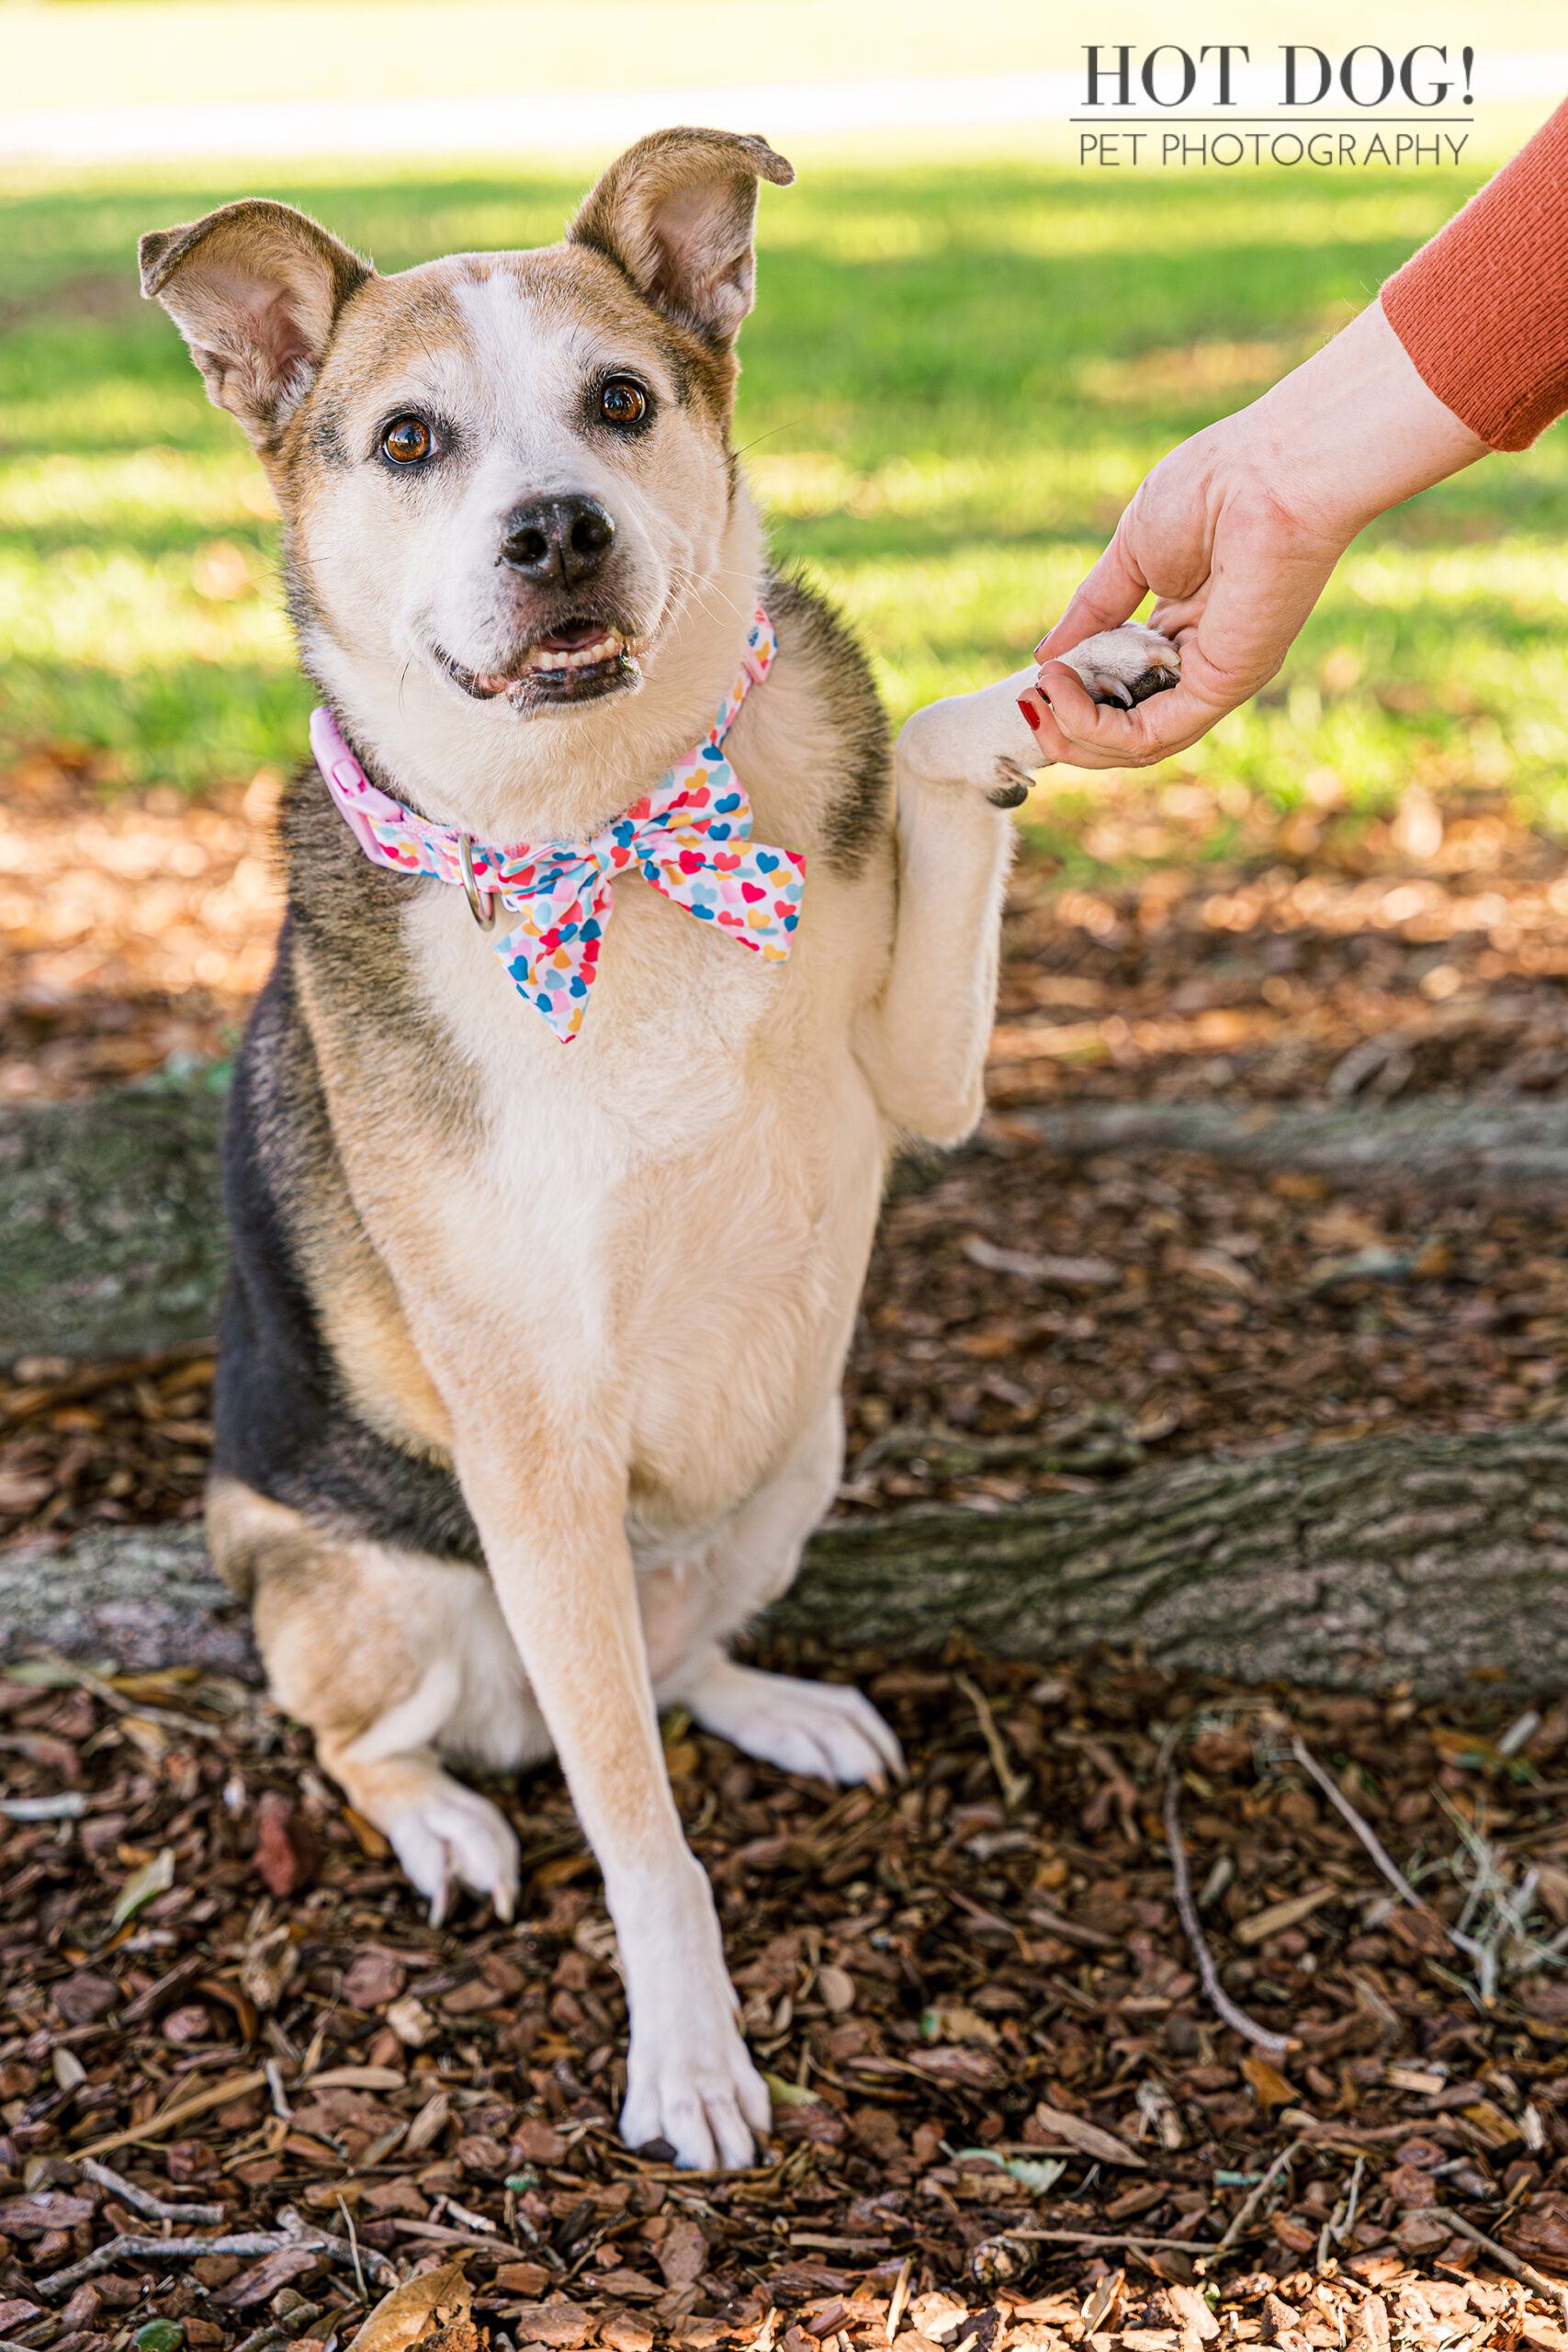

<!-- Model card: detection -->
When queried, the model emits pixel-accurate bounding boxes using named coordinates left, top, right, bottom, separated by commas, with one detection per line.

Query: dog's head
left=141, top=130, right=792, bottom=797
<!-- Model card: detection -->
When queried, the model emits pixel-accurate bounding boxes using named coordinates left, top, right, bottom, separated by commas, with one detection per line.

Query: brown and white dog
left=141, top=128, right=1176, bottom=2170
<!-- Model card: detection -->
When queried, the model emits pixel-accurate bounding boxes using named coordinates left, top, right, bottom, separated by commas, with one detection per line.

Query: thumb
left=1035, top=528, right=1151, bottom=663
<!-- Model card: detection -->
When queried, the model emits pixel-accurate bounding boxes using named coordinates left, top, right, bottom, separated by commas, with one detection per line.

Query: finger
left=1034, top=530, right=1151, bottom=663
left=1025, top=661, right=1235, bottom=771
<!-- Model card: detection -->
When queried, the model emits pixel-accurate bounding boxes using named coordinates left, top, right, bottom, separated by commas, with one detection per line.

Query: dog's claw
left=1056, top=622, right=1180, bottom=715
left=987, top=760, right=1032, bottom=808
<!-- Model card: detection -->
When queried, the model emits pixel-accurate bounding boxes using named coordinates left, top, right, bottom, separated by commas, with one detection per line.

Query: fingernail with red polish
left=1017, top=697, right=1041, bottom=730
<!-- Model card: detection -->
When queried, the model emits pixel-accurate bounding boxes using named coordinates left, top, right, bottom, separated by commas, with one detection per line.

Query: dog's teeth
left=527, top=631, right=624, bottom=673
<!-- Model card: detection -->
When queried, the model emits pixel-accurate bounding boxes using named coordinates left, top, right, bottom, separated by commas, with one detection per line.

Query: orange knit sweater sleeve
left=1381, top=97, right=1568, bottom=450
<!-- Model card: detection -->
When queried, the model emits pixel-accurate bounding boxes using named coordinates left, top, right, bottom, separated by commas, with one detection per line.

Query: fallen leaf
left=817, top=1963, right=855, bottom=2014
left=110, top=1846, right=174, bottom=1928
left=1032, top=2101, right=1146, bottom=2168
left=344, top=2256, right=471, bottom=2352
left=1241, top=2055, right=1296, bottom=2109
left=764, top=2073, right=822, bottom=2108
left=1082, top=2269, right=1125, bottom=2332
left=1179, top=1246, right=1258, bottom=1296
left=404, top=2088, right=452, bottom=2156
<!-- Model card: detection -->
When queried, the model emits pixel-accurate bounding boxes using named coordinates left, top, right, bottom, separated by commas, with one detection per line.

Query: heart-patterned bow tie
left=310, top=606, right=805, bottom=1042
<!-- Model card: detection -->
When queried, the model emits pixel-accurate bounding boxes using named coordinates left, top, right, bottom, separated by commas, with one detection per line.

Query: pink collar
left=310, top=607, right=804, bottom=1043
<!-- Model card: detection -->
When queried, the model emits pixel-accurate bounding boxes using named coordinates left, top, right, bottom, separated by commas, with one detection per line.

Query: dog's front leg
left=457, top=1431, right=769, bottom=2172
left=853, top=668, right=1041, bottom=1142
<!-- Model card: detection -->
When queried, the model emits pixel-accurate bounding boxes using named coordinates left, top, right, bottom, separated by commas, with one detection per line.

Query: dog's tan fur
left=143, top=128, right=1171, bottom=2169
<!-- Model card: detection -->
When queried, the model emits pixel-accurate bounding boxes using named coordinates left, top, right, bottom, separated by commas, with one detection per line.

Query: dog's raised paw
left=1057, top=621, right=1179, bottom=710
left=380, top=1772, right=521, bottom=1927
left=684, top=1658, right=904, bottom=1786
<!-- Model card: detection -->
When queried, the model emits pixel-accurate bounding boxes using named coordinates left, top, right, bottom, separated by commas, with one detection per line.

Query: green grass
left=4, top=158, right=1567, bottom=846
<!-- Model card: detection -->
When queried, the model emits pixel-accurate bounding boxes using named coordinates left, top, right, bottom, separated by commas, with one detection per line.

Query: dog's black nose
left=501, top=495, right=615, bottom=586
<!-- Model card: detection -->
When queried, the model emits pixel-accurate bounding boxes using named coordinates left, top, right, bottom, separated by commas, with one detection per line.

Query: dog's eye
left=599, top=379, right=648, bottom=427
left=382, top=416, right=433, bottom=465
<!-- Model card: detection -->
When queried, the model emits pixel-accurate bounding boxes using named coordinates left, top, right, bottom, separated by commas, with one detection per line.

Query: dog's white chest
left=406, top=873, right=883, bottom=1518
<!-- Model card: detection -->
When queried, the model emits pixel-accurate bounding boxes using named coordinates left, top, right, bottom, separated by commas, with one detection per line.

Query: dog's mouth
left=437, top=618, right=640, bottom=709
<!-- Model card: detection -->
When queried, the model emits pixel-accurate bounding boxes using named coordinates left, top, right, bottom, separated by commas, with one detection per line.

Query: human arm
left=1018, top=96, right=1568, bottom=768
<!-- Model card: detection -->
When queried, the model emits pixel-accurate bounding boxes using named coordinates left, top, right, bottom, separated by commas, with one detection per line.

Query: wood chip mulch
left=3, top=1645, right=1568, bottom=2352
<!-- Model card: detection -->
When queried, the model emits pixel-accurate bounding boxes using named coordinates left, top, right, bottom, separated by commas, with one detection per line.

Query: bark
left=9, top=1087, right=1568, bottom=1363
left=0, top=1087, right=226, bottom=1361
left=9, top=1423, right=1568, bottom=1695
left=1013, top=1094, right=1568, bottom=1182
left=8, top=1087, right=1568, bottom=1699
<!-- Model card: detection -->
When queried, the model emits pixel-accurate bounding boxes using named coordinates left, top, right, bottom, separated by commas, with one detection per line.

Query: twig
left=39, top=2235, right=319, bottom=2299
left=1290, top=1736, right=1426, bottom=1911
left=1059, top=1730, right=1143, bottom=1848
left=39, top=2224, right=397, bottom=2301
left=336, top=2196, right=367, bottom=2303
left=1316, top=2152, right=1361, bottom=2278
left=73, top=2068, right=268, bottom=2160
left=80, top=2155, right=223, bottom=2223
left=265, top=2056, right=294, bottom=2121
left=1164, top=1775, right=1292, bottom=2060
left=1432, top=2209, right=1568, bottom=2327
left=1001, top=2228, right=1218, bottom=2254
left=231, top=2329, right=288, bottom=2352
left=1217, top=2137, right=1303, bottom=2254
left=276, top=2208, right=396, bottom=2288
left=389, top=2218, right=543, bottom=2260
left=955, top=1673, right=1031, bottom=1810
left=28, top=1650, right=227, bottom=1743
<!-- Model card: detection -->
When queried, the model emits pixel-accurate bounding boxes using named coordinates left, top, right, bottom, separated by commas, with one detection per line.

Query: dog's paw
left=1055, top=621, right=1179, bottom=710
left=622, top=2007, right=772, bottom=2172
left=380, top=1772, right=520, bottom=1927
left=686, top=1659, right=905, bottom=1786
left=897, top=673, right=1043, bottom=809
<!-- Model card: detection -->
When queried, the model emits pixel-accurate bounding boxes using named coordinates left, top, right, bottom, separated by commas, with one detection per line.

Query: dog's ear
left=140, top=198, right=371, bottom=445
left=569, top=127, right=794, bottom=347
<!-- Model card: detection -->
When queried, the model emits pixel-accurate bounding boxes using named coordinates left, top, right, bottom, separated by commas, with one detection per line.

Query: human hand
left=1016, top=301, right=1489, bottom=769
